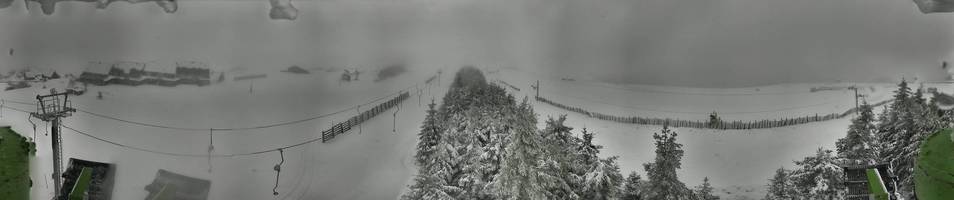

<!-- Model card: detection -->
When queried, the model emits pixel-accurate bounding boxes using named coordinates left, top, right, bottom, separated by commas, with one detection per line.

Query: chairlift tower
left=30, top=89, right=76, bottom=199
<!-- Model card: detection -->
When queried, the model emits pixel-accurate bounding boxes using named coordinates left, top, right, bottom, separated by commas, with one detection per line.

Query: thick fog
left=0, top=0, right=952, bottom=87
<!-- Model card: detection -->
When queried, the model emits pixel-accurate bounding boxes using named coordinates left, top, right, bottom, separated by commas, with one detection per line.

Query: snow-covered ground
left=0, top=67, right=447, bottom=200
left=5, top=65, right=953, bottom=200
left=495, top=68, right=954, bottom=199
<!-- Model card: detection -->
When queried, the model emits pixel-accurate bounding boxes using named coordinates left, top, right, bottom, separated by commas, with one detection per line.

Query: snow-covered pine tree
left=582, top=156, right=624, bottom=200
left=579, top=127, right=601, bottom=168
left=495, top=97, right=563, bottom=200
left=460, top=106, right=511, bottom=200
left=789, top=148, right=845, bottom=200
left=693, top=177, right=719, bottom=200
left=764, top=167, right=794, bottom=200
left=835, top=101, right=879, bottom=165
left=876, top=81, right=947, bottom=197
left=642, top=125, right=689, bottom=200
left=401, top=167, right=453, bottom=200
left=537, top=115, right=583, bottom=199
left=620, top=172, right=643, bottom=200
left=415, top=100, right=444, bottom=167
left=424, top=112, right=481, bottom=199
left=877, top=79, right=912, bottom=139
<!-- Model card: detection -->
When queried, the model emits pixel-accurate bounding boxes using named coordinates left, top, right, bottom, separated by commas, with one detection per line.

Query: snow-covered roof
left=143, top=61, right=176, bottom=74
left=113, top=61, right=146, bottom=71
left=85, top=61, right=113, bottom=74
left=176, top=61, right=208, bottom=69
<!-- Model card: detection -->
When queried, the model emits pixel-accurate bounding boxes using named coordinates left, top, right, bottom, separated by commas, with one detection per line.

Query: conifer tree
left=764, top=167, right=794, bottom=200
left=495, top=98, right=556, bottom=200
left=621, top=172, right=643, bottom=200
left=538, top=115, right=582, bottom=199
left=835, top=101, right=878, bottom=164
left=642, top=125, right=689, bottom=200
left=693, top=177, right=719, bottom=200
left=415, top=100, right=443, bottom=167
left=582, top=156, right=624, bottom=200
left=789, top=148, right=844, bottom=200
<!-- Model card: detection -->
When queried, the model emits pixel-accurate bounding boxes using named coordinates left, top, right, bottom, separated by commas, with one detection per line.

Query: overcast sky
left=0, top=0, right=952, bottom=87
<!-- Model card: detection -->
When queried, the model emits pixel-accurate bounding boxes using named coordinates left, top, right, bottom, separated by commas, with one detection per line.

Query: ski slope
left=0, top=67, right=448, bottom=200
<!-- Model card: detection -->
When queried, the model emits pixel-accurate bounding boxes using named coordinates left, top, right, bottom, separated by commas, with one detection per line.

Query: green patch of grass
left=866, top=169, right=889, bottom=200
left=69, top=167, right=92, bottom=200
left=0, top=127, right=33, bottom=200
left=916, top=129, right=954, bottom=200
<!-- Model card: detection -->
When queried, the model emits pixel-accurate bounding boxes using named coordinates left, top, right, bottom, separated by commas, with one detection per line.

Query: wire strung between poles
left=1, top=80, right=429, bottom=158
left=60, top=123, right=324, bottom=158
left=273, top=148, right=285, bottom=195
left=64, top=83, right=418, bottom=133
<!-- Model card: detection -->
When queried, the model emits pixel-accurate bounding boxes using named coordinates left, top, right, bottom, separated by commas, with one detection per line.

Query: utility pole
left=532, top=80, right=540, bottom=98
left=31, top=89, right=76, bottom=198
left=849, top=86, right=865, bottom=115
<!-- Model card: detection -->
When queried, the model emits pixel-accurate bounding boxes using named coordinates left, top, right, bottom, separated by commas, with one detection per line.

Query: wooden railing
left=322, top=92, right=410, bottom=142
left=535, top=96, right=891, bottom=130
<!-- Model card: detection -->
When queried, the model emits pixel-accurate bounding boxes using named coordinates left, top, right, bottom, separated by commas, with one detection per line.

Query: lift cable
left=54, top=83, right=418, bottom=133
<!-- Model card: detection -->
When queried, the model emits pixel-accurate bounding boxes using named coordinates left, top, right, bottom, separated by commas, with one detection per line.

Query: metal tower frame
left=31, top=89, right=76, bottom=199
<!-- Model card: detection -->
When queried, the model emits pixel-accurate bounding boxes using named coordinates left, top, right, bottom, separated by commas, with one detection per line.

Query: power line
left=4, top=99, right=37, bottom=106
left=27, top=87, right=418, bottom=158
left=58, top=123, right=314, bottom=158
left=1, top=104, right=33, bottom=114
left=33, top=82, right=420, bottom=134
left=0, top=104, right=316, bottom=157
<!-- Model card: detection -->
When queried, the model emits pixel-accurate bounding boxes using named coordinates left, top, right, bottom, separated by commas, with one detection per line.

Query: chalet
left=77, top=62, right=112, bottom=86
left=77, top=61, right=211, bottom=87
left=841, top=162, right=899, bottom=200
left=175, top=61, right=211, bottom=85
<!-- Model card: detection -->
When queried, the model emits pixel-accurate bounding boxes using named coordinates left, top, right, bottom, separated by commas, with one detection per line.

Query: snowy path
left=0, top=68, right=449, bottom=200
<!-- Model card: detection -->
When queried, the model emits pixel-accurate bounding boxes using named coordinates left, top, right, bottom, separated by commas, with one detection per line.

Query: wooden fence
left=322, top=92, right=411, bottom=142
left=535, top=96, right=891, bottom=130
left=496, top=80, right=520, bottom=91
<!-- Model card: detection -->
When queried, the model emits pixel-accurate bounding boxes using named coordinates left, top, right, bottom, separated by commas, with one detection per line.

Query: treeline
left=536, top=96, right=891, bottom=130
left=320, top=91, right=410, bottom=143
left=403, top=67, right=720, bottom=200
left=764, top=80, right=954, bottom=200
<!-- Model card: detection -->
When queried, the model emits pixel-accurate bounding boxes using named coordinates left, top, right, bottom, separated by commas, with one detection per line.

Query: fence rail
left=535, top=96, right=891, bottom=130
left=496, top=80, right=520, bottom=91
left=322, top=92, right=411, bottom=142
